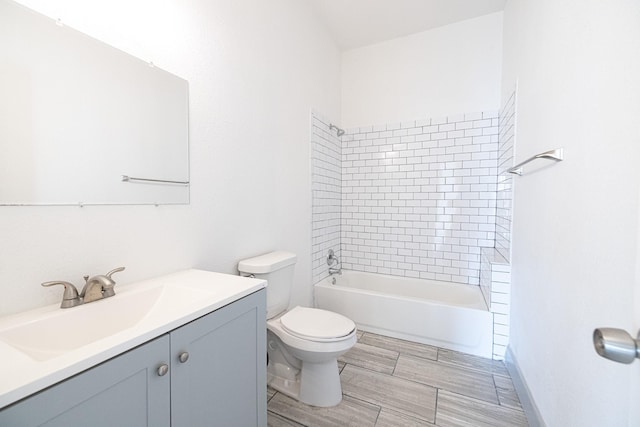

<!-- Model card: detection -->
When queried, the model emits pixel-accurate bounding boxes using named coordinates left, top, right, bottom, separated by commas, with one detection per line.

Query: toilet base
left=268, top=360, right=343, bottom=407
left=268, top=362, right=300, bottom=397
left=299, top=359, right=343, bottom=407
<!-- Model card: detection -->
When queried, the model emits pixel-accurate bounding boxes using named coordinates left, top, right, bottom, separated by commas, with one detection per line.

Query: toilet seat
left=280, top=306, right=356, bottom=342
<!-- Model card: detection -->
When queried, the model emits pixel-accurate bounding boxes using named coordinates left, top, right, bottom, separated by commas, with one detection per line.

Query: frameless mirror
left=0, top=0, right=189, bottom=205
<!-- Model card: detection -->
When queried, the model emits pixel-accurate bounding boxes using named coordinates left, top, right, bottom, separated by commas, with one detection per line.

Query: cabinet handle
left=157, top=364, right=169, bottom=376
left=178, top=351, right=190, bottom=363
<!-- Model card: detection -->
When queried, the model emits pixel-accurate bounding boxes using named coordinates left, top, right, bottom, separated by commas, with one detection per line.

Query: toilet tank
left=238, top=251, right=297, bottom=319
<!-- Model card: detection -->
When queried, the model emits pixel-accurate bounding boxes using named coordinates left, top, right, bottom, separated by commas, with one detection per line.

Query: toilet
left=238, top=251, right=357, bottom=407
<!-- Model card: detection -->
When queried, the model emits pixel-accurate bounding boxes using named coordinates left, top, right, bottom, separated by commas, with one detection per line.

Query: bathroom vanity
left=0, top=270, right=266, bottom=426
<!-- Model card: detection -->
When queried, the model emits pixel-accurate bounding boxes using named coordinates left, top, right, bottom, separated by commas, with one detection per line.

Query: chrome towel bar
left=508, top=148, right=564, bottom=176
left=121, top=175, right=190, bottom=185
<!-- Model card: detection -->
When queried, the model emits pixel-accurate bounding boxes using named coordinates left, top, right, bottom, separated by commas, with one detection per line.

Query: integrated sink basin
left=0, top=269, right=266, bottom=409
left=0, top=283, right=213, bottom=361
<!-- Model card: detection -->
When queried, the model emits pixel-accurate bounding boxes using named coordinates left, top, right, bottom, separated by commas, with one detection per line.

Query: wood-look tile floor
left=267, top=331, right=529, bottom=427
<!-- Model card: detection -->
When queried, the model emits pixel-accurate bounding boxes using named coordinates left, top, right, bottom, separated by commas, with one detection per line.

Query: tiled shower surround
left=312, top=110, right=502, bottom=285
left=480, top=89, right=516, bottom=359
left=311, top=111, right=342, bottom=285
left=495, top=90, right=516, bottom=263
left=311, top=107, right=516, bottom=360
left=340, top=112, right=500, bottom=284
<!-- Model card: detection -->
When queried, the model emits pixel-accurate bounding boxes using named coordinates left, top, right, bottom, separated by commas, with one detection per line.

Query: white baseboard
left=504, top=346, right=546, bottom=427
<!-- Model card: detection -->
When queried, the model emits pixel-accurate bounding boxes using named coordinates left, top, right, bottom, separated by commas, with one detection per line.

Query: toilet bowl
left=237, top=251, right=357, bottom=407
left=266, top=306, right=357, bottom=407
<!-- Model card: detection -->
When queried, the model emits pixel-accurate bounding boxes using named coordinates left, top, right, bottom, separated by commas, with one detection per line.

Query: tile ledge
left=481, top=247, right=510, bottom=266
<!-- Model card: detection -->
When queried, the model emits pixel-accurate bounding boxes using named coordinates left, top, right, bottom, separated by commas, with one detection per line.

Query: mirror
left=0, top=0, right=189, bottom=205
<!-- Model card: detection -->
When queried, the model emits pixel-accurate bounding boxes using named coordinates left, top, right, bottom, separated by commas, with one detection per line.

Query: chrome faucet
left=82, top=267, right=125, bottom=302
left=42, top=267, right=125, bottom=308
left=327, top=249, right=342, bottom=275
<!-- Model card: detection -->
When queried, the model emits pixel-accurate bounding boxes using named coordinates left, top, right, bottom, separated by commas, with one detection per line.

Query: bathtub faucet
left=327, top=249, right=342, bottom=275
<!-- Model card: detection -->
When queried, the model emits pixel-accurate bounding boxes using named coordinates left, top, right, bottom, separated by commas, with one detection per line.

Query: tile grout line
left=434, top=388, right=440, bottom=426
left=491, top=372, right=500, bottom=407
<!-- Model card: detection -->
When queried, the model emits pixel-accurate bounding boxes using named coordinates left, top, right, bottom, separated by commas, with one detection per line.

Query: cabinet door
left=0, top=335, right=171, bottom=427
left=171, top=289, right=266, bottom=427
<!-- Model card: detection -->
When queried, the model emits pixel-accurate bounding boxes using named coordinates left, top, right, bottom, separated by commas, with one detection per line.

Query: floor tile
left=268, top=391, right=380, bottom=427
left=493, top=374, right=522, bottom=410
left=360, top=333, right=438, bottom=361
left=437, top=348, right=509, bottom=377
left=268, top=410, right=305, bottom=426
left=375, top=408, right=436, bottom=426
left=435, top=390, right=528, bottom=427
left=339, top=342, right=399, bottom=374
left=266, top=332, right=528, bottom=427
left=394, top=354, right=498, bottom=404
left=341, top=364, right=437, bottom=423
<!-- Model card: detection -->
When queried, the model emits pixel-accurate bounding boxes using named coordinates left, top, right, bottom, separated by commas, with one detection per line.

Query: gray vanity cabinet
left=0, top=289, right=266, bottom=427
left=171, top=289, right=267, bottom=426
left=0, top=335, right=171, bottom=426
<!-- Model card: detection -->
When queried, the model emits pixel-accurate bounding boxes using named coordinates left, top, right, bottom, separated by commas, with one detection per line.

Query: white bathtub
left=314, top=270, right=493, bottom=358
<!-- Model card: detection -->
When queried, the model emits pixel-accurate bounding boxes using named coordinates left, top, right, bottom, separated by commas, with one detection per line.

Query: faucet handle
left=327, top=249, right=336, bottom=266
left=106, top=266, right=125, bottom=279
left=102, top=266, right=125, bottom=297
left=41, top=281, right=81, bottom=309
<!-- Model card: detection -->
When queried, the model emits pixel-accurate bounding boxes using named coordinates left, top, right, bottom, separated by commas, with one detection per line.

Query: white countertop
left=0, top=269, right=266, bottom=409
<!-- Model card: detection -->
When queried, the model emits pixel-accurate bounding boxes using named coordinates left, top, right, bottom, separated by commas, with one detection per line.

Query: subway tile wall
left=496, top=90, right=516, bottom=262
left=311, top=105, right=516, bottom=359
left=311, top=111, right=342, bottom=285
left=340, top=112, right=500, bottom=285
left=480, top=247, right=511, bottom=360
left=480, top=89, right=517, bottom=360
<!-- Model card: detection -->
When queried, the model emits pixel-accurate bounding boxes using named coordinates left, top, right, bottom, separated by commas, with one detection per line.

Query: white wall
left=502, top=0, right=640, bottom=425
left=1, top=0, right=341, bottom=316
left=341, top=12, right=503, bottom=128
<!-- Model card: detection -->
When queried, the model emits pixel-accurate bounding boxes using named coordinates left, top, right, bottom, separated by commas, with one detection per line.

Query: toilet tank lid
left=238, top=251, right=297, bottom=274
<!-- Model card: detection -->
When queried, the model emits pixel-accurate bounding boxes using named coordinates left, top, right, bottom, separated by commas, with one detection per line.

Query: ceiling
left=309, top=0, right=506, bottom=51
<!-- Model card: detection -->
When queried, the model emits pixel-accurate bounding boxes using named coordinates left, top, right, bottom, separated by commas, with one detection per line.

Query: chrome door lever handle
left=593, top=328, right=640, bottom=364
